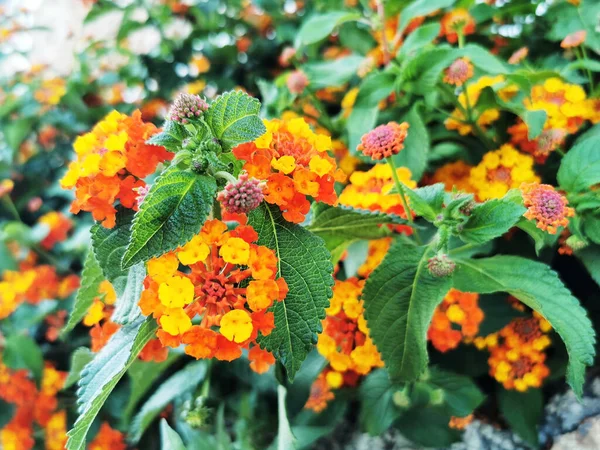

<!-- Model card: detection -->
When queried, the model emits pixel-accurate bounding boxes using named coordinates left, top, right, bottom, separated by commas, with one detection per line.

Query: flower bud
left=169, top=93, right=209, bottom=124
left=427, top=254, right=456, bottom=278
left=217, top=174, right=264, bottom=214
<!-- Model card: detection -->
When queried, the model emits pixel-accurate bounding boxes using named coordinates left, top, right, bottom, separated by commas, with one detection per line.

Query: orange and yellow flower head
left=428, top=289, right=484, bottom=352
left=440, top=9, right=475, bottom=44
left=60, top=110, right=173, bottom=228
left=444, top=58, right=474, bottom=87
left=38, top=212, right=72, bottom=250
left=306, top=278, right=383, bottom=411
left=88, top=422, right=127, bottom=450
left=339, top=164, right=416, bottom=235
left=520, top=183, right=574, bottom=234
left=469, top=144, right=539, bottom=200
left=357, top=122, right=409, bottom=160
left=139, top=219, right=286, bottom=373
left=233, top=117, right=344, bottom=223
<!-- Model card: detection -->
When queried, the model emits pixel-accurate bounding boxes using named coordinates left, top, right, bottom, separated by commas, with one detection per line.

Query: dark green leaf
left=428, top=368, right=485, bottom=417
left=453, top=256, right=595, bottom=397
left=363, top=242, right=452, bottom=382
left=359, top=370, right=401, bottom=435
left=122, top=168, right=216, bottom=268
left=204, top=91, right=266, bottom=152
left=577, top=246, right=600, bottom=286
left=392, top=104, right=430, bottom=180
left=459, top=199, right=526, bottom=244
left=498, top=388, right=543, bottom=447
left=3, top=334, right=43, bottom=383
left=395, top=406, right=460, bottom=447
left=248, top=203, right=334, bottom=380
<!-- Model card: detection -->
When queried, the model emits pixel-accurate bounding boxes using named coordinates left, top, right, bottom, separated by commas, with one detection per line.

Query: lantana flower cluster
left=60, top=110, right=173, bottom=228
left=139, top=219, right=287, bottom=374
left=0, top=251, right=79, bottom=320
left=232, top=116, right=344, bottom=223
left=306, top=278, right=384, bottom=412
left=38, top=211, right=72, bottom=250
left=428, top=289, right=484, bottom=353
left=0, top=361, right=68, bottom=450
left=520, top=183, right=574, bottom=234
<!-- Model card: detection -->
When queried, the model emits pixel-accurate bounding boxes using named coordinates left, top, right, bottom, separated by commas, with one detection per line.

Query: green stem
left=2, top=196, right=21, bottom=221
left=387, top=157, right=422, bottom=245
left=213, top=171, right=237, bottom=184
left=579, top=45, right=595, bottom=92
left=457, top=30, right=465, bottom=49
left=213, top=198, right=222, bottom=221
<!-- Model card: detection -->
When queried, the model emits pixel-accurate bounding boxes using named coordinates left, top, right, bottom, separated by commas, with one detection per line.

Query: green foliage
left=66, top=318, right=157, bottom=450
left=303, top=55, right=364, bottom=90
left=358, top=370, right=401, bottom=435
left=459, top=198, right=526, bottom=244
left=110, top=263, right=145, bottom=325
left=400, top=183, right=446, bottom=222
left=498, top=388, right=543, bottom=447
left=3, top=334, right=43, bottom=383
left=295, top=11, right=361, bottom=48
left=392, top=104, right=430, bottom=180
left=123, top=168, right=216, bottom=268
left=146, top=121, right=187, bottom=152
left=557, top=135, right=600, bottom=193
left=130, top=361, right=207, bottom=442
left=453, top=256, right=596, bottom=397
left=61, top=250, right=104, bottom=336
left=160, top=419, right=188, bottom=450
left=363, top=242, right=452, bottom=382
left=91, top=208, right=134, bottom=296
left=577, top=246, right=600, bottom=286
left=64, top=348, right=94, bottom=389
left=396, top=0, right=455, bottom=35
left=248, top=203, right=334, bottom=380
left=428, top=368, right=485, bottom=417
left=307, top=204, right=399, bottom=263
left=203, top=90, right=266, bottom=152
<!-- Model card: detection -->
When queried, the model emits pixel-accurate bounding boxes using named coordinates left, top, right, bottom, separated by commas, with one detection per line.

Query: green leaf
left=577, top=246, right=600, bottom=286
left=160, top=420, right=188, bottom=450
left=498, top=388, right=543, bottom=447
left=399, top=23, right=440, bottom=57
left=91, top=208, right=134, bottom=296
left=204, top=90, right=266, bottom=152
left=3, top=334, right=43, bottom=383
left=397, top=0, right=456, bottom=35
left=0, top=399, right=15, bottom=429
left=459, top=199, right=526, bottom=244
left=399, top=183, right=446, bottom=222
left=62, top=250, right=104, bottom=336
left=66, top=317, right=157, bottom=450
left=428, top=368, right=485, bottom=417
left=523, top=110, right=547, bottom=140
left=303, top=55, right=364, bottom=90
left=363, top=242, right=452, bottom=382
left=275, top=385, right=296, bottom=450
left=122, top=168, right=216, bottom=268
left=516, top=218, right=560, bottom=255
left=456, top=44, right=509, bottom=74
left=146, top=121, right=186, bottom=152
left=307, top=204, right=397, bottom=256
left=111, top=263, right=145, bottom=325
left=122, top=354, right=180, bottom=424
left=4, top=118, right=34, bottom=151
left=395, top=406, right=460, bottom=447
left=347, top=106, right=378, bottom=155
left=359, top=370, right=401, bottom=435
left=130, top=361, right=207, bottom=442
left=295, top=11, right=361, bottom=48
left=453, top=256, right=595, bottom=397
left=64, top=348, right=94, bottom=389
left=478, top=294, right=526, bottom=336
left=248, top=204, right=334, bottom=380
left=392, top=104, right=430, bottom=180
left=557, top=135, right=600, bottom=193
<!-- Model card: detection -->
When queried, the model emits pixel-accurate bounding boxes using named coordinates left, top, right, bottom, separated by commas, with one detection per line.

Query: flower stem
left=213, top=171, right=237, bottom=184
left=2, top=196, right=21, bottom=221
left=387, top=157, right=422, bottom=245
left=578, top=45, right=595, bottom=92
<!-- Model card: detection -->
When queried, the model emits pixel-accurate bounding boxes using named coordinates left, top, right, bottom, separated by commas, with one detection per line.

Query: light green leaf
left=91, top=208, right=133, bottom=296
left=399, top=183, right=446, bottom=222
left=307, top=204, right=398, bottom=257
left=523, top=110, right=547, bottom=140
left=122, top=168, right=216, bottom=269
left=62, top=250, right=104, bottom=336
left=347, top=106, right=378, bottom=155
left=111, top=263, right=145, bottom=325
left=295, top=11, right=361, bottom=48
left=276, top=385, right=296, bottom=450
left=64, top=348, right=94, bottom=389
left=363, top=242, right=452, bottom=382
left=248, top=204, right=334, bottom=380
left=204, top=90, right=266, bottom=152
left=146, top=121, right=186, bottom=152
left=453, top=256, right=595, bottom=397
left=130, top=361, right=207, bottom=442
left=557, top=135, right=600, bottom=193
left=160, top=419, right=188, bottom=450
left=303, top=55, right=364, bottom=89
left=359, top=369, right=401, bottom=435
left=66, top=317, right=157, bottom=450
left=459, top=199, right=526, bottom=244
left=456, top=44, right=509, bottom=74
left=397, top=0, right=455, bottom=35
left=122, top=354, right=180, bottom=424
left=399, top=23, right=440, bottom=57
left=498, top=388, right=543, bottom=447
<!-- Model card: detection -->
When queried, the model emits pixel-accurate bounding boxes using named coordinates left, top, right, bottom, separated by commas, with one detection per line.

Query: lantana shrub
left=1, top=0, right=600, bottom=449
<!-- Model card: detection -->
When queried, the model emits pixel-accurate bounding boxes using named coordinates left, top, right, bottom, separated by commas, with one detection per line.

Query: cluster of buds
left=217, top=173, right=264, bottom=215
left=169, top=93, right=209, bottom=124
